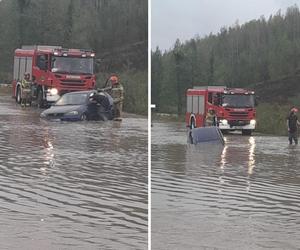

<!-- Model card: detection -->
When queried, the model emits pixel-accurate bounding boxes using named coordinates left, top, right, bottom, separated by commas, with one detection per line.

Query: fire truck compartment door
left=187, top=95, right=205, bottom=114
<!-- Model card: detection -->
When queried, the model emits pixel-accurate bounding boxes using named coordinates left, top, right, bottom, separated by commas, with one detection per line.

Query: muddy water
left=152, top=121, right=300, bottom=250
left=0, top=94, right=147, bottom=250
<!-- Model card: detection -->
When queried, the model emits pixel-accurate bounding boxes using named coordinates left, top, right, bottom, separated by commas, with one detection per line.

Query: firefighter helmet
left=291, top=107, right=298, bottom=113
left=24, top=72, right=30, bottom=80
left=208, top=108, right=215, bottom=114
left=109, top=75, right=119, bottom=85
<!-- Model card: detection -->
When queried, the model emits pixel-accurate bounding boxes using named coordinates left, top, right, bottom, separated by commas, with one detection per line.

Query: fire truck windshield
left=51, top=56, right=93, bottom=74
left=222, top=94, right=255, bottom=108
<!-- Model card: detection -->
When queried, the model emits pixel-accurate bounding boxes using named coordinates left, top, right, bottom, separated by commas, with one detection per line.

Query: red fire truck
left=186, top=86, right=256, bottom=135
left=12, top=45, right=96, bottom=107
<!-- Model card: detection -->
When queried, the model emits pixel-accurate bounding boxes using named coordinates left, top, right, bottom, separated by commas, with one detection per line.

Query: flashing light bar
left=53, top=49, right=95, bottom=57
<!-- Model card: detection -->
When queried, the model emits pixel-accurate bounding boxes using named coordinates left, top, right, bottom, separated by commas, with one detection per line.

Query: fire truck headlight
left=220, top=119, right=228, bottom=125
left=49, top=88, right=58, bottom=95
left=250, top=119, right=256, bottom=126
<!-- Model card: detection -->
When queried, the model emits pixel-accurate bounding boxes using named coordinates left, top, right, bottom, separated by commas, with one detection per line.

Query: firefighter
left=205, top=109, right=217, bottom=126
left=88, top=92, right=114, bottom=120
left=287, top=107, right=300, bottom=145
left=21, top=72, right=32, bottom=107
left=108, top=75, right=124, bottom=120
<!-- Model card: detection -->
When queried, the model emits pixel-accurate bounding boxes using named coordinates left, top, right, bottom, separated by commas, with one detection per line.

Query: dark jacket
left=287, top=113, right=298, bottom=133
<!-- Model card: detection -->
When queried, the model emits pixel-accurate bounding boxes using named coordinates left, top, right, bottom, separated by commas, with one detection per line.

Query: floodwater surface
left=0, top=94, right=147, bottom=250
left=152, top=121, right=300, bottom=250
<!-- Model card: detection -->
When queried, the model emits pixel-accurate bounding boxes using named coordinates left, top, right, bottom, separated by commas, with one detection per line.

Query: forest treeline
left=152, top=5, right=300, bottom=114
left=0, top=0, right=147, bottom=114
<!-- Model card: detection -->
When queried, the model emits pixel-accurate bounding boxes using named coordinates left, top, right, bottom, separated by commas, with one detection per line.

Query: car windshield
left=222, top=94, right=255, bottom=108
left=51, top=56, right=94, bottom=74
left=55, top=93, right=88, bottom=106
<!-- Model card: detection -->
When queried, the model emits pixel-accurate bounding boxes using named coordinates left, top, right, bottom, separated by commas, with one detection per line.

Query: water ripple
left=0, top=95, right=147, bottom=250
left=152, top=121, right=300, bottom=250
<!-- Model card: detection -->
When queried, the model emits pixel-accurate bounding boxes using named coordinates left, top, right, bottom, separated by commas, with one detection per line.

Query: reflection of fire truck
left=12, top=45, right=96, bottom=107
left=186, top=86, right=256, bottom=135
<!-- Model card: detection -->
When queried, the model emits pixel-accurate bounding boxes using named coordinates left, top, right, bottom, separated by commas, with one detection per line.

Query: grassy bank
left=0, top=84, right=12, bottom=95
left=151, top=112, right=184, bottom=122
left=255, top=103, right=291, bottom=136
left=96, top=70, right=147, bottom=115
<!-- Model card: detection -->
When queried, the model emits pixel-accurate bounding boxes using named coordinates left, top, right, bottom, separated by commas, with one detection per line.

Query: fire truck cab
left=12, top=45, right=96, bottom=107
left=186, top=86, right=256, bottom=135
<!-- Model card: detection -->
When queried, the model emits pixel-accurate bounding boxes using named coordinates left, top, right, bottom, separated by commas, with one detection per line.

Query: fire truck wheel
left=37, top=90, right=44, bottom=108
left=190, top=118, right=196, bottom=129
left=242, top=129, right=252, bottom=136
left=16, top=86, right=22, bottom=104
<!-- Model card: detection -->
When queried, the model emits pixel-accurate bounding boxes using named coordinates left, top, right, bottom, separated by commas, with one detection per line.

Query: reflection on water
left=152, top=121, right=300, bottom=250
left=0, top=95, right=147, bottom=250
left=247, top=136, right=256, bottom=174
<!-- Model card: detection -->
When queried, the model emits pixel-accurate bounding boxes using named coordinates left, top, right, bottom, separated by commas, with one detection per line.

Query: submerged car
left=40, top=90, right=114, bottom=121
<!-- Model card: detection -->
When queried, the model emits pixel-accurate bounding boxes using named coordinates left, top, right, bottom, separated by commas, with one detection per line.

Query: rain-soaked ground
left=152, top=121, right=300, bottom=250
left=0, top=92, right=147, bottom=250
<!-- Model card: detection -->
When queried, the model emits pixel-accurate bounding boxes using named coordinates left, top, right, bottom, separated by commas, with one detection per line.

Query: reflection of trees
left=186, top=144, right=224, bottom=167
left=184, top=143, right=224, bottom=176
left=156, top=144, right=189, bottom=175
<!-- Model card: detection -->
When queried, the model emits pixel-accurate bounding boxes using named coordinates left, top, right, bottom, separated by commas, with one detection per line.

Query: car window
left=55, top=93, right=88, bottom=106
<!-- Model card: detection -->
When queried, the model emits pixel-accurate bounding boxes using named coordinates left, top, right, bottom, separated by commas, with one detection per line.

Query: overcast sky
left=152, top=0, right=300, bottom=51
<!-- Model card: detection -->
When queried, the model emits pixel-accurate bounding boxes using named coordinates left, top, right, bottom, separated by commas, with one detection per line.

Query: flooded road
left=0, top=94, right=147, bottom=250
left=152, top=121, right=300, bottom=250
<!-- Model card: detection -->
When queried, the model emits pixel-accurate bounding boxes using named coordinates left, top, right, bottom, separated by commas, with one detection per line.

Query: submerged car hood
left=42, top=105, right=83, bottom=115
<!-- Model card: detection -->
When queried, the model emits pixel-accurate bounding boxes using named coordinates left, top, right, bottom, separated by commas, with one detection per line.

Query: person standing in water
left=287, top=107, right=300, bottom=145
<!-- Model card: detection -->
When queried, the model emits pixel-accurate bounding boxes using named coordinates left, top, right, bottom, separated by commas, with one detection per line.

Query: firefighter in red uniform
left=107, top=75, right=124, bottom=120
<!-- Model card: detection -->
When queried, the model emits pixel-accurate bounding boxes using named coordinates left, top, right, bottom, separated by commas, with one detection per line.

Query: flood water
left=0, top=93, right=147, bottom=250
left=152, top=121, right=300, bottom=250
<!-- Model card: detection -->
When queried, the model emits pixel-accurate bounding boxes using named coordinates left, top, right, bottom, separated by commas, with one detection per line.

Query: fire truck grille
left=60, top=79, right=86, bottom=86
left=228, top=120, right=250, bottom=126
left=228, top=111, right=249, bottom=119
